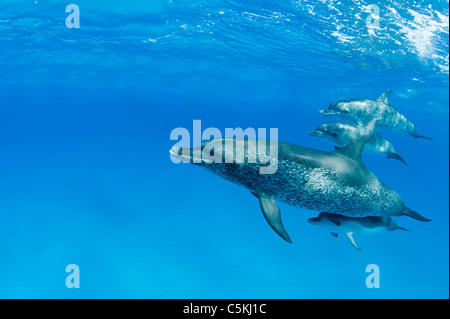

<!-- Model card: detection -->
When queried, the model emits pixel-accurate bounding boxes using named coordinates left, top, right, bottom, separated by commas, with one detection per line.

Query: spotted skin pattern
left=189, top=139, right=406, bottom=218
left=324, top=98, right=414, bottom=133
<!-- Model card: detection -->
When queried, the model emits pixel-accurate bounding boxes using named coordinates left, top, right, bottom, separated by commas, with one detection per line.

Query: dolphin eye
left=336, top=221, right=341, bottom=226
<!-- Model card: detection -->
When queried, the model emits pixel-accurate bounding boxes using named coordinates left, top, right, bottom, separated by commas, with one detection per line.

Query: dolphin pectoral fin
left=255, top=186, right=292, bottom=243
left=346, top=233, right=362, bottom=251
left=377, top=89, right=393, bottom=104
left=333, top=145, right=342, bottom=150
left=331, top=232, right=338, bottom=238
left=387, top=152, right=407, bottom=166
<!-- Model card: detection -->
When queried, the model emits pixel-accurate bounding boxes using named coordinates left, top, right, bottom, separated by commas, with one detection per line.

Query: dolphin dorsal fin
left=377, top=89, right=393, bottom=104
left=334, top=118, right=379, bottom=162
left=334, top=136, right=369, bottom=162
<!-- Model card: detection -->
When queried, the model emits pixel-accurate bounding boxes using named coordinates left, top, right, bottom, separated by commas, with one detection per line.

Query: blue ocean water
left=0, top=0, right=448, bottom=298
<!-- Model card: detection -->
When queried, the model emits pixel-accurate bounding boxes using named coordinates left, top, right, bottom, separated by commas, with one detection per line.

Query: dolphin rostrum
left=170, top=120, right=430, bottom=243
left=308, top=121, right=407, bottom=165
left=319, top=89, right=433, bottom=139
left=308, top=212, right=409, bottom=251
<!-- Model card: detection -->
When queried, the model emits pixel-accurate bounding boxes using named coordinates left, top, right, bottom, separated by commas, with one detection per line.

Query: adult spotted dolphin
left=170, top=120, right=430, bottom=243
left=308, top=212, right=409, bottom=251
left=319, top=90, right=433, bottom=139
left=308, top=121, right=407, bottom=165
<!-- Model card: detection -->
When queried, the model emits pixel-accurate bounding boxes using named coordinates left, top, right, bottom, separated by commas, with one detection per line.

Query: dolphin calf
left=308, top=212, right=409, bottom=251
left=308, top=121, right=407, bottom=165
left=319, top=89, right=433, bottom=139
left=170, top=120, right=430, bottom=243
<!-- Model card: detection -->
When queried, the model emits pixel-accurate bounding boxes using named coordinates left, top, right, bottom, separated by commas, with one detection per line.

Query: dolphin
left=169, top=120, right=430, bottom=243
left=308, top=121, right=407, bottom=165
left=319, top=89, right=433, bottom=139
left=308, top=212, right=409, bottom=251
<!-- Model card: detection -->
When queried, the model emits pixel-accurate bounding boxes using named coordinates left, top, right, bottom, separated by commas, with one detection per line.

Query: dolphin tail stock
left=409, top=129, right=435, bottom=140
left=387, top=216, right=410, bottom=231
left=402, top=207, right=432, bottom=222
left=387, top=152, right=408, bottom=166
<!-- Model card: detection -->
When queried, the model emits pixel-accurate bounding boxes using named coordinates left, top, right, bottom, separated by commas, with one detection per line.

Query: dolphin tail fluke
left=387, top=152, right=407, bottom=166
left=395, top=226, right=410, bottom=232
left=410, top=132, right=435, bottom=140
left=402, top=207, right=432, bottom=222
left=255, top=186, right=292, bottom=243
